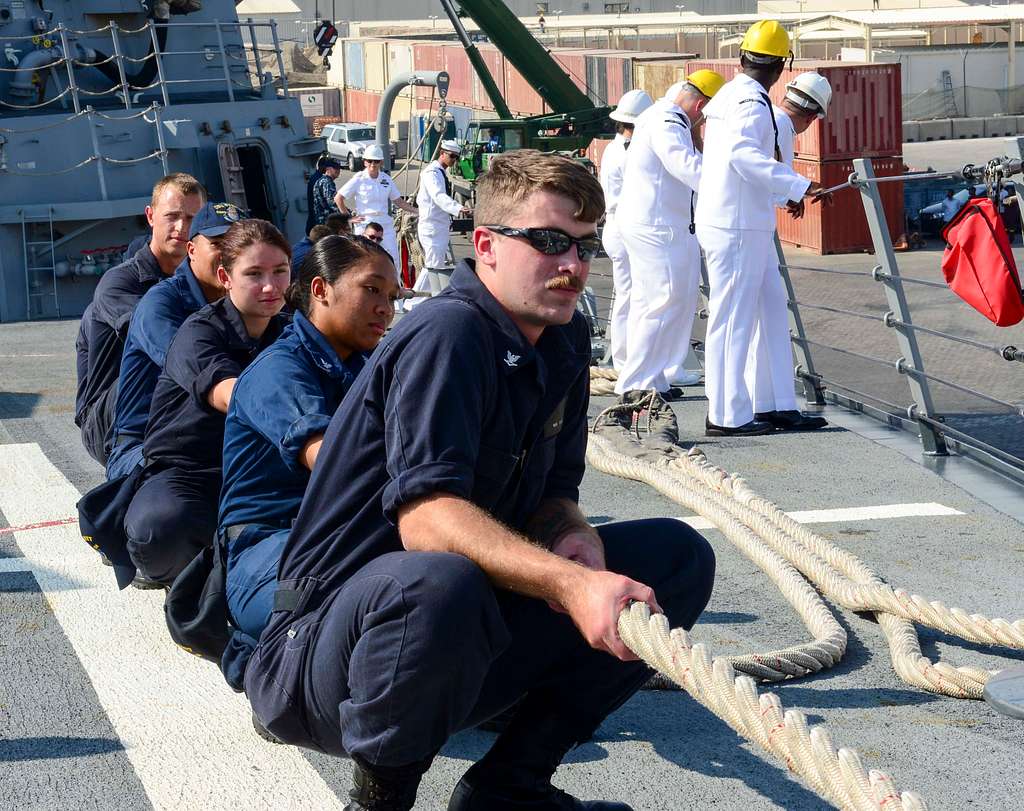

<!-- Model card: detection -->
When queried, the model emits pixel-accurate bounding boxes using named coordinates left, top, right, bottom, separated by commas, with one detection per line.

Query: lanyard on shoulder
left=760, top=92, right=782, bottom=162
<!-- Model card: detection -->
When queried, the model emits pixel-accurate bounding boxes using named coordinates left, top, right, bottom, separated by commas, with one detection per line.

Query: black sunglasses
left=365, top=233, right=383, bottom=243
left=483, top=225, right=602, bottom=261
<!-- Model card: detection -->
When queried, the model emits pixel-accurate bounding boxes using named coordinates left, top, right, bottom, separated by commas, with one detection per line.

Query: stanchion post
left=853, top=157, right=947, bottom=456
left=775, top=234, right=826, bottom=406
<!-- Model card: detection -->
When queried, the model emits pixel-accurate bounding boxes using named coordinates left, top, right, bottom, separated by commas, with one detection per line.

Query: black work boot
left=343, top=755, right=427, bottom=811
left=448, top=712, right=633, bottom=811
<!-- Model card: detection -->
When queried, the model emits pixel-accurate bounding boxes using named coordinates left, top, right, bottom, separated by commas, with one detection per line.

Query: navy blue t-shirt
left=75, top=244, right=165, bottom=427
left=277, top=259, right=592, bottom=600
left=109, top=258, right=210, bottom=453
left=219, top=311, right=365, bottom=537
left=143, top=297, right=287, bottom=475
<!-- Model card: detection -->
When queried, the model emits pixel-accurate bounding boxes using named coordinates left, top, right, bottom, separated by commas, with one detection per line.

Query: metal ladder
left=940, top=70, right=959, bottom=118
left=20, top=207, right=60, bottom=320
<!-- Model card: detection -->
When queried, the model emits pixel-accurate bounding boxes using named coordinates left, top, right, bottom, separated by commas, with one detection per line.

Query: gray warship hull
left=0, top=0, right=323, bottom=322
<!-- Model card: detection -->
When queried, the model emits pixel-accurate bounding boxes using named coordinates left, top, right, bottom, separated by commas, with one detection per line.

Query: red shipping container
left=776, top=156, right=905, bottom=254
left=344, top=89, right=382, bottom=123
left=587, top=137, right=610, bottom=172
left=503, top=61, right=544, bottom=116
left=443, top=45, right=475, bottom=107
left=683, top=59, right=901, bottom=161
left=413, top=44, right=444, bottom=102
left=605, top=56, right=629, bottom=106
left=552, top=50, right=588, bottom=96
left=475, top=46, right=506, bottom=112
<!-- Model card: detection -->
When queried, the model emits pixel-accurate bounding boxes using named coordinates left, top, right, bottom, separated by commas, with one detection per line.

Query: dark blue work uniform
left=220, top=311, right=364, bottom=642
left=75, top=244, right=165, bottom=465
left=305, top=170, right=323, bottom=235
left=245, top=260, right=715, bottom=768
left=290, top=236, right=313, bottom=280
left=106, top=258, right=210, bottom=480
left=123, top=297, right=286, bottom=584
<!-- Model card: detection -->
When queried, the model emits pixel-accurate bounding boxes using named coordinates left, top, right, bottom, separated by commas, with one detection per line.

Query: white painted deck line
left=0, top=555, right=33, bottom=573
left=0, top=443, right=342, bottom=810
left=677, top=501, right=964, bottom=531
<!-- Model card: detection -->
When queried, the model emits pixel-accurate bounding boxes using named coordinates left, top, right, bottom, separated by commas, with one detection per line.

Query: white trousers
left=697, top=225, right=795, bottom=427
left=602, top=218, right=631, bottom=371
left=614, top=224, right=701, bottom=395
left=416, top=222, right=451, bottom=271
left=407, top=223, right=452, bottom=308
left=745, top=249, right=799, bottom=415
left=354, top=218, right=400, bottom=271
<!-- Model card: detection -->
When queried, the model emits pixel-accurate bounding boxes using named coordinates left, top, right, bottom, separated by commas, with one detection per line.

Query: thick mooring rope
left=618, top=602, right=927, bottom=811
left=589, top=371, right=1024, bottom=809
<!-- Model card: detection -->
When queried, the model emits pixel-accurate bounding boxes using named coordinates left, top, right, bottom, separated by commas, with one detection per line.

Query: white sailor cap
left=439, top=139, right=462, bottom=156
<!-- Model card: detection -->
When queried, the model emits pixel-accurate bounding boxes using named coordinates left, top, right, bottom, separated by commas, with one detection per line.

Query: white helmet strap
left=785, top=89, right=822, bottom=116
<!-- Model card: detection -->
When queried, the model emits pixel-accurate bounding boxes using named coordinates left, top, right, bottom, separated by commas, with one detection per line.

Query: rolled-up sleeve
left=233, top=354, right=336, bottom=473
left=163, top=317, right=240, bottom=410
left=380, top=304, right=491, bottom=523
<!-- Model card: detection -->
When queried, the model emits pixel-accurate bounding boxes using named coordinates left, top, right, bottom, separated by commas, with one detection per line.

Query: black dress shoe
left=754, top=410, right=828, bottom=431
left=704, top=418, right=774, bottom=437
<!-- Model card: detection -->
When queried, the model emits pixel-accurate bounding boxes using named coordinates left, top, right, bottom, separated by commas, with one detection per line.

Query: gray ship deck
left=2, top=255, right=1023, bottom=807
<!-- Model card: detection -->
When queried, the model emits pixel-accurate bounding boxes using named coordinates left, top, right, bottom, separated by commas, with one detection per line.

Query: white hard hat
left=785, top=72, right=832, bottom=118
left=663, top=81, right=686, bottom=101
left=363, top=144, right=385, bottom=161
left=439, top=139, right=461, bottom=155
left=609, top=89, right=654, bottom=123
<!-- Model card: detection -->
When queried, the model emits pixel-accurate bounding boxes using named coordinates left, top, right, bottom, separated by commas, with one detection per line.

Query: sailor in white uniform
left=613, top=70, right=724, bottom=399
left=745, top=73, right=833, bottom=430
left=599, top=89, right=653, bottom=371
left=413, top=140, right=470, bottom=297
left=694, top=20, right=824, bottom=436
left=336, top=144, right=416, bottom=271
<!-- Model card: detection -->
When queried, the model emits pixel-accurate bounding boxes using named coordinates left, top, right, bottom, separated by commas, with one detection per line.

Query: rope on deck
left=589, top=394, right=1024, bottom=808
left=618, top=602, right=926, bottom=811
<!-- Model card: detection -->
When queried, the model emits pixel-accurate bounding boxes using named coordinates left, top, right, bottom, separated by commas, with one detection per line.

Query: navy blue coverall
left=219, top=311, right=364, bottom=642
left=75, top=244, right=165, bottom=464
left=106, top=258, right=209, bottom=480
left=245, top=260, right=715, bottom=769
left=123, top=297, right=286, bottom=584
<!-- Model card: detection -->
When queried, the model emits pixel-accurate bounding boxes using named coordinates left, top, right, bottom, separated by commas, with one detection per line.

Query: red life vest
left=941, top=197, right=1024, bottom=327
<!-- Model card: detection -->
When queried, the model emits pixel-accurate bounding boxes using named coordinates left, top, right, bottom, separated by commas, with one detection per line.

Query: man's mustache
left=546, top=275, right=584, bottom=292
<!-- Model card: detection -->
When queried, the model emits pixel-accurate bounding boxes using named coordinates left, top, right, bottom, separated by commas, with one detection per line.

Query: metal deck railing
left=0, top=18, right=289, bottom=115
left=779, top=153, right=1024, bottom=484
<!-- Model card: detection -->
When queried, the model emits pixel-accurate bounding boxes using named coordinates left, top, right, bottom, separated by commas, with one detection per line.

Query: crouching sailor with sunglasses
left=245, top=151, right=716, bottom=811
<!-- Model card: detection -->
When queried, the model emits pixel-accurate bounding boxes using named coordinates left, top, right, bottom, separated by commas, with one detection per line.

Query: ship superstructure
left=0, top=0, right=322, bottom=321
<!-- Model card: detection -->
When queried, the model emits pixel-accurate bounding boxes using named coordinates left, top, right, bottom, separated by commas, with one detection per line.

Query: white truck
left=321, top=122, right=398, bottom=171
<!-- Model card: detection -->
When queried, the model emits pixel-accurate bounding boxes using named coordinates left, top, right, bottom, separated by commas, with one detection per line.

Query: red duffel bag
left=941, top=196, right=1024, bottom=327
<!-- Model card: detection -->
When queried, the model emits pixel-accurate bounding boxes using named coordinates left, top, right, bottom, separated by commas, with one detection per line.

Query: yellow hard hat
left=740, top=19, right=791, bottom=59
left=686, top=69, right=726, bottom=99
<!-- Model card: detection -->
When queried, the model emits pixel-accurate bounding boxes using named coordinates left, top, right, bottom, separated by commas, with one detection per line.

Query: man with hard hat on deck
left=600, top=89, right=653, bottom=372
left=336, top=144, right=417, bottom=271
left=613, top=70, right=725, bottom=415
left=695, top=20, right=824, bottom=437
left=745, top=72, right=833, bottom=430
left=413, top=139, right=471, bottom=299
